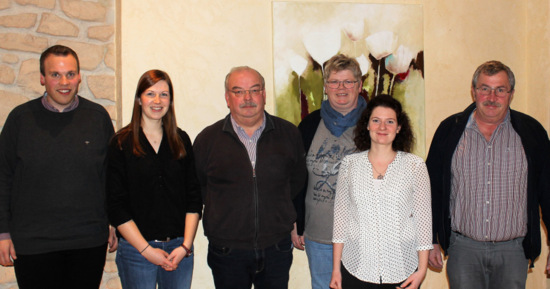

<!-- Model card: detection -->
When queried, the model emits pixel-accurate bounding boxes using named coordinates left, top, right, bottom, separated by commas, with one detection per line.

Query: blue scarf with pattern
left=320, top=96, right=367, bottom=137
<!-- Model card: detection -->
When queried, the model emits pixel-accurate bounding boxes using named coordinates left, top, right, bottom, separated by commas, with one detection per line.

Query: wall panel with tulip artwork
left=273, top=2, right=426, bottom=156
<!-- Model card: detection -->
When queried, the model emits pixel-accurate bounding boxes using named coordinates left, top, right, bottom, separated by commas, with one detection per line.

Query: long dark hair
left=354, top=94, right=414, bottom=152
left=115, top=69, right=186, bottom=159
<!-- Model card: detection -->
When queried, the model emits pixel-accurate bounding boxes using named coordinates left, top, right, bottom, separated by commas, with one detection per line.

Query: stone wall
left=0, top=0, right=119, bottom=288
left=0, top=0, right=116, bottom=127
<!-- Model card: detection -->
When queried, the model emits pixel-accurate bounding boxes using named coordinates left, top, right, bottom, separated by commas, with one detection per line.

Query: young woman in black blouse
left=107, top=70, right=202, bottom=289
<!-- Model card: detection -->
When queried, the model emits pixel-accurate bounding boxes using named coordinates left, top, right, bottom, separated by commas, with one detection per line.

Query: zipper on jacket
left=253, top=171, right=259, bottom=249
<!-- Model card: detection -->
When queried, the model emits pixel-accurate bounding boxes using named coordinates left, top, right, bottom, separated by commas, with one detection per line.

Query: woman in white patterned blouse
left=329, top=95, right=432, bottom=289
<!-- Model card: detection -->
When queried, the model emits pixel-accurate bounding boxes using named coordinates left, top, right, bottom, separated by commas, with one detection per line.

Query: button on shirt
left=451, top=111, right=527, bottom=242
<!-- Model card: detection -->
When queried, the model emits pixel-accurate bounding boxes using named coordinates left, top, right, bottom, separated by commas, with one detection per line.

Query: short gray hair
left=471, top=60, right=515, bottom=91
left=224, top=66, right=265, bottom=91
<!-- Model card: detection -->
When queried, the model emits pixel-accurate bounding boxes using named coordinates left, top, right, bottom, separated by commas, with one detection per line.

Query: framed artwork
left=273, top=2, right=425, bottom=156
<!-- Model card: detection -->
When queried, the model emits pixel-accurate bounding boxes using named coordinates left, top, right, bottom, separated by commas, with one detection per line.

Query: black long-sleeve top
left=107, top=128, right=202, bottom=240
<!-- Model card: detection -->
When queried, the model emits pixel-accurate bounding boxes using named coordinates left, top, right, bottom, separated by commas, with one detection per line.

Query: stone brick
left=17, top=58, right=44, bottom=95
left=0, top=0, right=10, bottom=10
left=106, top=250, right=116, bottom=261
left=105, top=43, right=115, bottom=70
left=2, top=54, right=19, bottom=64
left=37, top=13, right=79, bottom=37
left=88, top=75, right=115, bottom=101
left=14, top=0, right=55, bottom=9
left=0, top=33, right=49, bottom=53
left=105, top=276, right=122, bottom=289
left=0, top=13, right=37, bottom=28
left=0, top=65, right=15, bottom=84
left=60, top=0, right=107, bottom=22
left=103, top=259, right=118, bottom=273
left=0, top=90, right=30, bottom=127
left=88, top=25, right=114, bottom=41
left=57, top=40, right=104, bottom=71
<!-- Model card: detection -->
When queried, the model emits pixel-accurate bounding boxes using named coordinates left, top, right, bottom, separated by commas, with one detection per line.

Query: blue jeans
left=116, top=237, right=193, bottom=289
left=207, top=235, right=293, bottom=289
left=447, top=231, right=529, bottom=289
left=305, top=238, right=332, bottom=289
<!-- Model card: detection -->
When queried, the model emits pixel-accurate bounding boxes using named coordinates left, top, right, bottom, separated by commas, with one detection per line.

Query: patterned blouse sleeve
left=413, top=158, right=433, bottom=251
left=333, top=155, right=351, bottom=243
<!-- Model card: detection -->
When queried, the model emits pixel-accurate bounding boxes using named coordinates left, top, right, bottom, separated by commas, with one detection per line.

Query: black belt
left=153, top=236, right=180, bottom=242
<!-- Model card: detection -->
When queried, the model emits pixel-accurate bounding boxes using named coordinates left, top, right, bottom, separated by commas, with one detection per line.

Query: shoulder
left=1, top=99, right=44, bottom=131
left=6, top=98, right=40, bottom=118
left=77, top=97, right=111, bottom=119
left=398, top=151, right=425, bottom=165
left=298, top=109, right=321, bottom=131
left=110, top=128, right=132, bottom=149
left=267, top=113, right=297, bottom=127
left=194, top=118, right=226, bottom=147
left=341, top=151, right=365, bottom=164
left=266, top=113, right=300, bottom=136
left=176, top=128, right=192, bottom=145
left=196, top=118, right=225, bottom=138
left=510, top=110, right=545, bottom=130
left=298, top=110, right=321, bottom=126
left=437, top=102, right=475, bottom=128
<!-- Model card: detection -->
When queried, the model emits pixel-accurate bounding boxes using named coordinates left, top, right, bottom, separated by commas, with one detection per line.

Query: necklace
left=368, top=150, right=396, bottom=180
left=372, top=166, right=385, bottom=180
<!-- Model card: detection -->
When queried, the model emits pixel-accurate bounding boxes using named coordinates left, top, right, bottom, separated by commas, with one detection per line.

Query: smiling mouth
left=57, top=89, right=71, bottom=94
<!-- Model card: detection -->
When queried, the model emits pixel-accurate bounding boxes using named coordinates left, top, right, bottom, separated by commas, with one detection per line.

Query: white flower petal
left=289, top=53, right=308, bottom=76
left=365, top=31, right=398, bottom=60
left=385, top=45, right=415, bottom=75
left=303, top=29, right=341, bottom=66
left=343, top=22, right=364, bottom=42
left=356, top=54, right=371, bottom=76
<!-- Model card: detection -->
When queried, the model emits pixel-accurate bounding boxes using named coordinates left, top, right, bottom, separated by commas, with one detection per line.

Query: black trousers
left=14, top=243, right=108, bottom=289
left=341, top=262, right=405, bottom=289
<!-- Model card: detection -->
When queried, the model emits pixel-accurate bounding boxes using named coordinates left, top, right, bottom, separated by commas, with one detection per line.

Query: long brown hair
left=115, top=69, right=186, bottom=159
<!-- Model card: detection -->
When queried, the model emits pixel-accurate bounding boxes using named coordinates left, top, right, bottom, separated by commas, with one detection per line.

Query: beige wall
left=120, top=0, right=550, bottom=289
left=0, top=0, right=548, bottom=288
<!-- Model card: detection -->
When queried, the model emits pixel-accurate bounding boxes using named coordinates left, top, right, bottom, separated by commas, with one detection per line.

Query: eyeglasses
left=475, top=86, right=511, bottom=97
left=325, top=80, right=358, bottom=89
left=230, top=88, right=263, bottom=97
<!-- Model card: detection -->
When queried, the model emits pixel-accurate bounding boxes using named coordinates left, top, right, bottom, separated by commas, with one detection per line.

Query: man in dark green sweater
left=0, top=45, right=117, bottom=289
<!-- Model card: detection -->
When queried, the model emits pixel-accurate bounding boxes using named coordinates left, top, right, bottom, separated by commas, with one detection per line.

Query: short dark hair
left=40, top=45, right=80, bottom=76
left=354, top=94, right=414, bottom=152
left=471, top=60, right=515, bottom=91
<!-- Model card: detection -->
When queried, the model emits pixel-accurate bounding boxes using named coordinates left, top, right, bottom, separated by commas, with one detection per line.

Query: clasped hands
left=141, top=245, right=188, bottom=271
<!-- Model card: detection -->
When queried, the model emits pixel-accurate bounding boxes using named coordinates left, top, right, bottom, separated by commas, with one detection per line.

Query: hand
left=108, top=226, right=118, bottom=253
left=0, top=239, right=16, bottom=266
left=428, top=244, right=444, bottom=270
left=291, top=223, right=305, bottom=250
left=329, top=270, right=342, bottom=289
left=399, top=270, right=426, bottom=289
left=141, top=246, right=172, bottom=269
left=165, top=246, right=188, bottom=271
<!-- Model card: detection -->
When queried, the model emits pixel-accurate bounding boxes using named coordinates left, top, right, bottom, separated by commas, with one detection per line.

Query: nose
left=486, top=91, right=498, bottom=101
left=153, top=94, right=161, bottom=103
left=59, top=75, right=69, bottom=85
